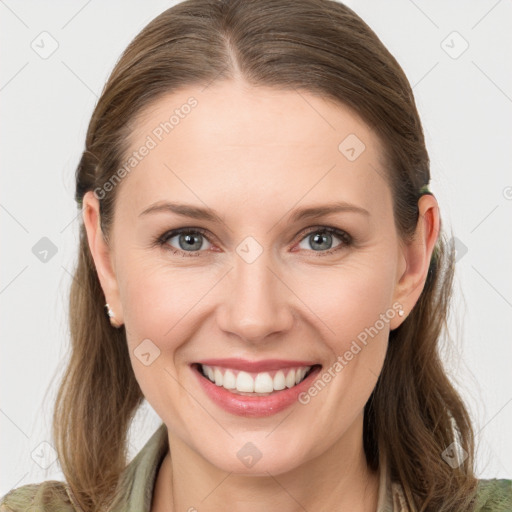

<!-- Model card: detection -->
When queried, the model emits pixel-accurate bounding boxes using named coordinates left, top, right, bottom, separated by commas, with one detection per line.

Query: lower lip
left=192, top=364, right=322, bottom=418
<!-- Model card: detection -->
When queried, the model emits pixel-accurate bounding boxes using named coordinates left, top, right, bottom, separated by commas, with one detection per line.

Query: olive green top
left=1, top=422, right=511, bottom=511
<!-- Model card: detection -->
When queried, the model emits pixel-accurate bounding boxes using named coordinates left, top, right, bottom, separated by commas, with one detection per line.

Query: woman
left=1, top=0, right=510, bottom=511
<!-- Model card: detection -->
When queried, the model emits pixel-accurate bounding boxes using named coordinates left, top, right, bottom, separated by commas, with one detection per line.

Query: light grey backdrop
left=1, top=0, right=511, bottom=496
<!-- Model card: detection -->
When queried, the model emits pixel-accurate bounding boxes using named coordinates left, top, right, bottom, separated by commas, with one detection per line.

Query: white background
left=1, top=0, right=511, bottom=496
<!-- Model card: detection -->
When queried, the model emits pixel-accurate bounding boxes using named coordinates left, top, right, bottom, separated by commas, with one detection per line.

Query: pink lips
left=192, top=362, right=322, bottom=418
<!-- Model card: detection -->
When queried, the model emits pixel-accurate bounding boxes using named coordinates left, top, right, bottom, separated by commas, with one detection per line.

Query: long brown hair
left=53, top=0, right=478, bottom=510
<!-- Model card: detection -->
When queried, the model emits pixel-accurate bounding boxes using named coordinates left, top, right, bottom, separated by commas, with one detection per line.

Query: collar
left=376, top=450, right=409, bottom=511
left=109, top=422, right=169, bottom=512
left=105, top=422, right=408, bottom=512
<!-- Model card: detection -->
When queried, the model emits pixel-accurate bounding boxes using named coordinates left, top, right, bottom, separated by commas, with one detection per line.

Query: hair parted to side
left=53, top=0, right=478, bottom=510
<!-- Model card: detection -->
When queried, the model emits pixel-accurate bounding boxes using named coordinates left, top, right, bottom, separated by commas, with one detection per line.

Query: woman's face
left=84, top=80, right=424, bottom=475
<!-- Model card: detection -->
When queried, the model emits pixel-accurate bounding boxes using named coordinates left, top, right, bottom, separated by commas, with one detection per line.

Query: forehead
left=116, top=80, right=391, bottom=222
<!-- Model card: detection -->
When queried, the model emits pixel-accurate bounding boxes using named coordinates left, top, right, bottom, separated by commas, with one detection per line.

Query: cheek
left=290, top=256, right=396, bottom=402
left=292, top=256, right=397, bottom=347
left=119, top=257, right=209, bottom=342
left=116, top=258, right=202, bottom=395
left=292, top=266, right=394, bottom=436
left=118, top=261, right=209, bottom=425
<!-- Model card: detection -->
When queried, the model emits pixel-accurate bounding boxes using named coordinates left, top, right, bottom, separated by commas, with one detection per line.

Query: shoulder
left=0, top=480, right=78, bottom=512
left=474, top=479, right=512, bottom=511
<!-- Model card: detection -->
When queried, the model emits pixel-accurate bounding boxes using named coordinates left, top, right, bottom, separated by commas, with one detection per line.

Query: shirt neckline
left=108, top=422, right=406, bottom=512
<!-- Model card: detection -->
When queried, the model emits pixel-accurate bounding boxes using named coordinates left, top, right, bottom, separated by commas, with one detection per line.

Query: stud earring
left=104, top=303, right=122, bottom=328
left=398, top=308, right=405, bottom=317
left=105, top=303, right=115, bottom=318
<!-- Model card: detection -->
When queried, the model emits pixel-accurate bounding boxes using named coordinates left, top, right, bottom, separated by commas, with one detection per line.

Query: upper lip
left=195, top=358, right=320, bottom=373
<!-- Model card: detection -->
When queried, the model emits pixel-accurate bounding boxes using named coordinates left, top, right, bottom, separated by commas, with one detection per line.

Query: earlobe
left=390, top=194, right=440, bottom=329
left=81, top=191, right=123, bottom=326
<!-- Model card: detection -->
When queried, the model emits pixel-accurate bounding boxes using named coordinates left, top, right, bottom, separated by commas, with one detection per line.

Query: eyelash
left=154, top=226, right=353, bottom=258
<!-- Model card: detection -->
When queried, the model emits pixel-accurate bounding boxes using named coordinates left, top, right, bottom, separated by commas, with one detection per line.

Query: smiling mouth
left=192, top=363, right=322, bottom=396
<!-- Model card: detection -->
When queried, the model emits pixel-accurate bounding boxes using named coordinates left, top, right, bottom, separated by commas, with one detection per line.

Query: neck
left=152, top=415, right=380, bottom=512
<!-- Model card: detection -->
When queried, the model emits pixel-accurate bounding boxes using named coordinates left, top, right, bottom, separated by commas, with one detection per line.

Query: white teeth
left=223, top=369, right=236, bottom=389
left=254, top=372, right=274, bottom=393
left=273, top=370, right=286, bottom=391
left=285, top=369, right=296, bottom=388
left=295, top=368, right=307, bottom=385
left=236, top=371, right=254, bottom=392
left=214, top=367, right=223, bottom=386
left=200, top=364, right=312, bottom=394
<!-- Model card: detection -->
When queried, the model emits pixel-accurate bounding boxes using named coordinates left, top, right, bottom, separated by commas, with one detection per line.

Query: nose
left=217, top=249, right=294, bottom=344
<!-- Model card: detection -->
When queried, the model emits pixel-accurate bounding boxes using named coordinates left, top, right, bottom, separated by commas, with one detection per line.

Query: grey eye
left=166, top=231, right=212, bottom=252
left=298, top=230, right=343, bottom=252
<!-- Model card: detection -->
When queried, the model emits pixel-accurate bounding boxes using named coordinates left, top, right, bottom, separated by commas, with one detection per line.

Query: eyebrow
left=138, top=200, right=370, bottom=223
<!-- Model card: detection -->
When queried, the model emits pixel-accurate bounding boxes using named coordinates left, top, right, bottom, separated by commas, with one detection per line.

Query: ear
left=82, top=190, right=124, bottom=327
left=390, top=194, right=440, bottom=329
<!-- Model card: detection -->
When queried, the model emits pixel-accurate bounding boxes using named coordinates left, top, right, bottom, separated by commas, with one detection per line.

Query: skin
left=82, top=79, right=439, bottom=512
